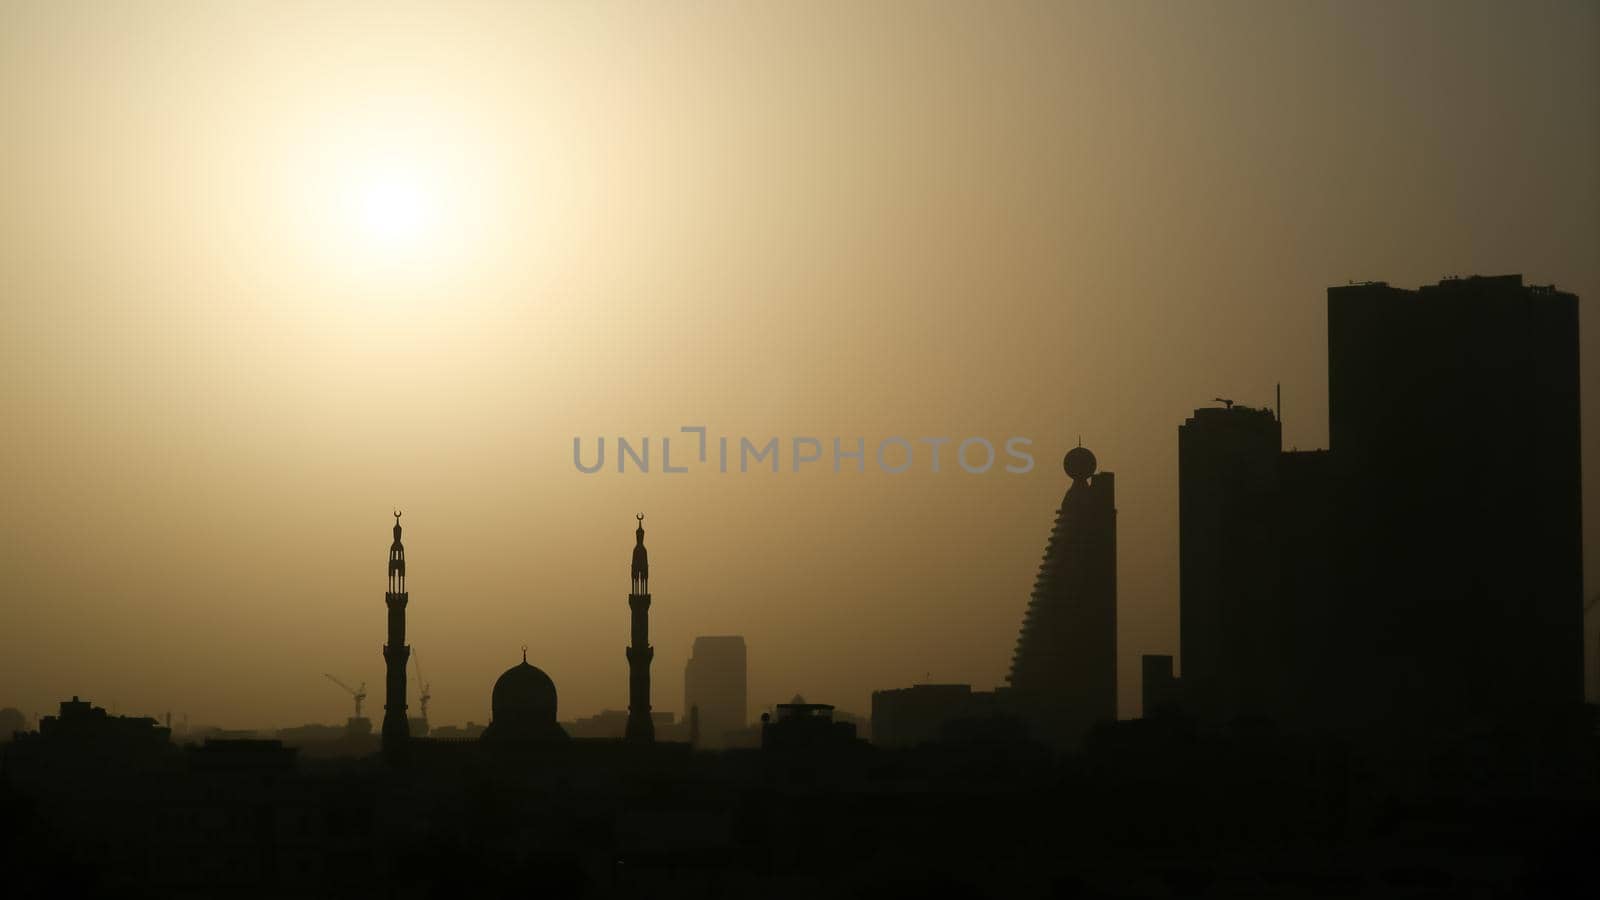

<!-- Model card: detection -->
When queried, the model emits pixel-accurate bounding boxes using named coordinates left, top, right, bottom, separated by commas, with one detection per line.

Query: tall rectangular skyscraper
left=1175, top=275, right=1581, bottom=734
left=684, top=636, right=747, bottom=748
left=1327, top=275, right=1582, bottom=728
left=1177, top=404, right=1283, bottom=724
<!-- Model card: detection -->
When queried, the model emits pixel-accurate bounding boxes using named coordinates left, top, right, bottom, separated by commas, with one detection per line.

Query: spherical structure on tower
left=1064, top=446, right=1097, bottom=481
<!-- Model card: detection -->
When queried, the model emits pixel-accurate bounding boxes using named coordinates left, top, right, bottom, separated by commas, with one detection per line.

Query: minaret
left=625, top=514, right=655, bottom=742
left=382, top=511, right=411, bottom=761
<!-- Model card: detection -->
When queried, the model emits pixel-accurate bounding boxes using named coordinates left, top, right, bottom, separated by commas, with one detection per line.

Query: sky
left=2, top=0, right=1597, bottom=729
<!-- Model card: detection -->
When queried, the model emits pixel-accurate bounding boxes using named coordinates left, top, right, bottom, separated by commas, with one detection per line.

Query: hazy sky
left=2, top=1, right=1596, bottom=729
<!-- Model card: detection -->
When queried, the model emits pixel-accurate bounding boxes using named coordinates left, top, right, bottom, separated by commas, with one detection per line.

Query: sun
left=277, top=99, right=519, bottom=289
left=305, top=143, right=478, bottom=286
left=348, top=164, right=437, bottom=253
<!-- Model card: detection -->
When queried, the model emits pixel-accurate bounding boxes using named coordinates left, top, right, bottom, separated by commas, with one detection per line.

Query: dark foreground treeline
left=3, top=709, right=1597, bottom=899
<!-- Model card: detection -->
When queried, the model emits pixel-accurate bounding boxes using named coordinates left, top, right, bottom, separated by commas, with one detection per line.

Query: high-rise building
left=381, top=512, right=411, bottom=762
left=1174, top=275, right=1582, bottom=734
left=1325, top=275, right=1582, bottom=728
left=1005, top=445, right=1117, bottom=745
left=1177, top=404, right=1282, bottom=724
left=1274, top=447, right=1337, bottom=723
left=684, top=636, right=747, bottom=748
left=1140, top=655, right=1182, bottom=718
left=871, top=684, right=976, bottom=749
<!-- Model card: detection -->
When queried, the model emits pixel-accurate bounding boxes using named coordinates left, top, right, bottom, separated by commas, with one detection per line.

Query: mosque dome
left=1063, top=446, right=1097, bottom=481
left=482, top=652, right=567, bottom=742
left=492, top=661, right=557, bottom=720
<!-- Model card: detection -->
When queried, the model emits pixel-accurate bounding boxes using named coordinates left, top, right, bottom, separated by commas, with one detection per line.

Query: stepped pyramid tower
left=1006, top=445, right=1117, bottom=745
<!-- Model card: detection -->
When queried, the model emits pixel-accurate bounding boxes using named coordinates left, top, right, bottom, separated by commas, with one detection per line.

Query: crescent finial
left=393, top=509, right=402, bottom=521
left=637, top=513, right=645, bottom=524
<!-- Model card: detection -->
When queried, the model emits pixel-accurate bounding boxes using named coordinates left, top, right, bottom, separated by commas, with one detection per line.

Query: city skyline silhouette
left=2, top=3, right=1596, bottom=895
left=5, top=273, right=1592, bottom=897
left=1, top=0, right=1596, bottom=737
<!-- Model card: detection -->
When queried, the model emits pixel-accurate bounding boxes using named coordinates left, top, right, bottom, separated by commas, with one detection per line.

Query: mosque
left=379, top=511, right=657, bottom=756
left=481, top=648, right=567, bottom=742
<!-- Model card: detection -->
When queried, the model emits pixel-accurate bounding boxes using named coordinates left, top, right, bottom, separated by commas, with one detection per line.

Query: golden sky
left=2, top=1, right=1597, bottom=729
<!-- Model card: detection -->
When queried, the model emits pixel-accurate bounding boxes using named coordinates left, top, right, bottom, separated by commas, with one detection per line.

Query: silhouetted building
left=564, top=709, right=677, bottom=740
left=760, top=697, right=861, bottom=751
left=186, top=738, right=297, bottom=774
left=1589, top=591, right=1600, bottom=702
left=871, top=684, right=975, bottom=749
left=1006, top=445, right=1117, bottom=746
left=1177, top=404, right=1282, bottom=724
left=1175, top=275, right=1583, bottom=736
left=1176, top=407, right=1340, bottom=728
left=4, top=696, right=176, bottom=783
left=626, top=514, right=655, bottom=742
left=426, top=721, right=485, bottom=739
left=718, top=722, right=763, bottom=749
left=832, top=709, right=870, bottom=742
left=275, top=723, right=346, bottom=742
left=684, top=636, right=747, bottom=748
left=271, top=722, right=377, bottom=757
left=1140, top=655, right=1182, bottom=717
left=0, top=707, right=25, bottom=741
left=481, top=649, right=568, bottom=742
left=1275, top=446, right=1337, bottom=724
left=35, top=696, right=171, bottom=745
left=1324, top=274, right=1582, bottom=730
left=381, top=512, right=411, bottom=762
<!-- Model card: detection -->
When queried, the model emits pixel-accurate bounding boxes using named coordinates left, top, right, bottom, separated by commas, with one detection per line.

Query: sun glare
left=301, top=140, right=477, bottom=286
left=348, top=165, right=436, bottom=252
left=355, top=170, right=431, bottom=246
left=280, top=99, right=529, bottom=290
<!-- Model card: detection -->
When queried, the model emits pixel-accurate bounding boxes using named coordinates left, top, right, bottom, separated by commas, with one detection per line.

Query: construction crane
left=324, top=673, right=367, bottom=719
left=1213, top=397, right=1235, bottom=410
left=412, top=651, right=431, bottom=722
